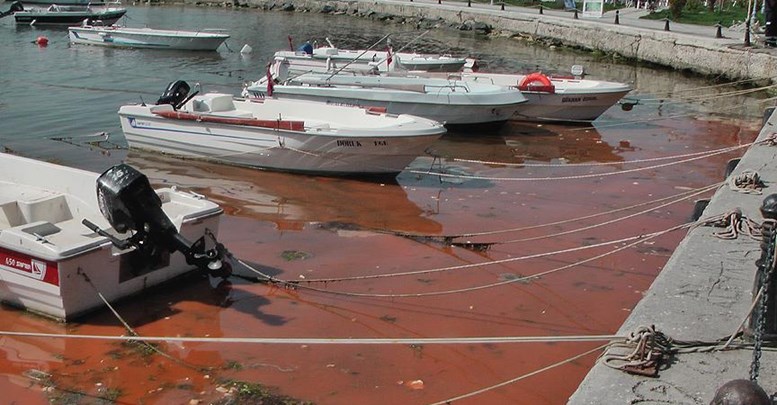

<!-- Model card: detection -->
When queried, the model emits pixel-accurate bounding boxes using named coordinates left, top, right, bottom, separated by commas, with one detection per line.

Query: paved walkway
left=382, top=0, right=777, bottom=57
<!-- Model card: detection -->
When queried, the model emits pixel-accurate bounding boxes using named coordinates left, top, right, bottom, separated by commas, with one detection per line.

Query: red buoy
left=35, top=36, right=49, bottom=46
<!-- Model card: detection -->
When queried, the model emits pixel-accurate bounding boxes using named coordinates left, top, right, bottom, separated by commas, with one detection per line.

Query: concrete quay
left=234, top=0, right=777, bottom=81
left=567, top=108, right=777, bottom=403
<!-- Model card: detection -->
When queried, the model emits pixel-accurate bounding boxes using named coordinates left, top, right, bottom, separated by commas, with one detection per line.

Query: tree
left=669, top=0, right=687, bottom=18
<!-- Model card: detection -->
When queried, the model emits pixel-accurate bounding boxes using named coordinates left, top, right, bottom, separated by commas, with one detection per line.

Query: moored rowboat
left=68, top=23, right=229, bottom=51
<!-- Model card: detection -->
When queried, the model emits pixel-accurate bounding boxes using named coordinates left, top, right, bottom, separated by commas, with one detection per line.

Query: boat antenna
left=371, top=29, right=431, bottom=68
left=325, top=32, right=392, bottom=80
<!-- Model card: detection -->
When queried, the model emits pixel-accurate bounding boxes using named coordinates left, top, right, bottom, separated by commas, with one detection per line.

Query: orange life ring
left=518, top=73, right=555, bottom=94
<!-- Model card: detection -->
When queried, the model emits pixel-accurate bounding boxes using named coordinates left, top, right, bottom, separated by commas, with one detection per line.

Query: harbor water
left=0, top=4, right=771, bottom=403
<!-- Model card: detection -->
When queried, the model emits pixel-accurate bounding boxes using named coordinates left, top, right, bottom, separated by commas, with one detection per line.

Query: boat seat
left=192, top=94, right=237, bottom=113
left=0, top=201, right=24, bottom=229
left=17, top=195, right=72, bottom=225
left=7, top=219, right=110, bottom=258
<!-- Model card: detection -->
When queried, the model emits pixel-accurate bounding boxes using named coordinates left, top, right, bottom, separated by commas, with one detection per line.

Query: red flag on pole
left=266, top=64, right=274, bottom=97
left=386, top=45, right=393, bottom=67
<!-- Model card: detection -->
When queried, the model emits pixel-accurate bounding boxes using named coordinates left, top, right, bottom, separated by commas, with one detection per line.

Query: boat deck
left=0, top=182, right=108, bottom=260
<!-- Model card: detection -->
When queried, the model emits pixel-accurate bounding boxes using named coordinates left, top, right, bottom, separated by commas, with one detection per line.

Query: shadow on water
left=82, top=259, right=290, bottom=328
left=126, top=150, right=445, bottom=235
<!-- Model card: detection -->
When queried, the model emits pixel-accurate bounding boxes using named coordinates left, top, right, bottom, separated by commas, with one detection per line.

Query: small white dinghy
left=68, top=22, right=230, bottom=51
left=0, top=153, right=229, bottom=320
left=119, top=81, right=446, bottom=176
left=274, top=45, right=467, bottom=73
left=243, top=57, right=528, bottom=128
left=0, top=1, right=127, bottom=26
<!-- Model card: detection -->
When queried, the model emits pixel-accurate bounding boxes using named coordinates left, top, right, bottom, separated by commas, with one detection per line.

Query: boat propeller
left=82, top=163, right=231, bottom=278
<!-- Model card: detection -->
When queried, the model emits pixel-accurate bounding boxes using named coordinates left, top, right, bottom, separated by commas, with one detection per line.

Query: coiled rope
left=728, top=169, right=766, bottom=194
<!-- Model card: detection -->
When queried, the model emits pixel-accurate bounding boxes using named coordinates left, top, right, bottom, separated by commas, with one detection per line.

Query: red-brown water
left=0, top=109, right=761, bottom=404
left=0, top=3, right=771, bottom=403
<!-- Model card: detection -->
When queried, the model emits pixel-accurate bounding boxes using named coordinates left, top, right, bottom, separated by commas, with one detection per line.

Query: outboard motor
left=0, top=1, right=24, bottom=18
left=156, top=80, right=193, bottom=109
left=82, top=164, right=230, bottom=278
left=297, top=42, right=313, bottom=55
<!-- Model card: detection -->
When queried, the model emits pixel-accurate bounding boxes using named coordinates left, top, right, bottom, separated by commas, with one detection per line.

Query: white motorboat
left=279, top=50, right=631, bottom=123
left=68, top=23, right=229, bottom=51
left=0, top=152, right=229, bottom=320
left=243, top=58, right=527, bottom=128
left=275, top=43, right=467, bottom=73
left=118, top=81, right=446, bottom=176
left=0, top=1, right=126, bottom=26
left=455, top=70, right=633, bottom=122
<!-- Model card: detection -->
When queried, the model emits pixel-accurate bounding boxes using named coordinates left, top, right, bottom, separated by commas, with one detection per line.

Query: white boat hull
left=13, top=5, right=126, bottom=26
left=252, top=89, right=520, bottom=126
left=0, top=153, right=222, bottom=320
left=276, top=48, right=466, bottom=73
left=245, top=64, right=528, bottom=127
left=68, top=26, right=229, bottom=51
left=460, top=72, right=632, bottom=122
left=119, top=96, right=445, bottom=175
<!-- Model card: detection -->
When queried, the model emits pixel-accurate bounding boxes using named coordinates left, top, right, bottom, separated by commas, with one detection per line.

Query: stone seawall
left=174, top=0, right=777, bottom=81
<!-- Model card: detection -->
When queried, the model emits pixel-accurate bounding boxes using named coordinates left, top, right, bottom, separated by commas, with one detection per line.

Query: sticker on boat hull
left=0, top=248, right=58, bottom=286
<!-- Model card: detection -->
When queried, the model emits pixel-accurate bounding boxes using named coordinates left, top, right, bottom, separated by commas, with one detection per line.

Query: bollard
left=539, top=5, right=543, bottom=14
left=715, top=22, right=723, bottom=38
left=438, top=0, right=441, bottom=4
left=664, top=18, right=670, bottom=31
left=501, top=1, right=505, bottom=10
left=614, top=10, right=619, bottom=24
left=746, top=17, right=752, bottom=47
left=574, top=9, right=578, bottom=19
left=764, top=106, right=776, bottom=126
left=468, top=0, right=471, bottom=6
left=748, top=194, right=777, bottom=341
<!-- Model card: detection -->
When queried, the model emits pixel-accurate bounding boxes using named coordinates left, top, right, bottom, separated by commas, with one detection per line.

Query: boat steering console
left=82, top=163, right=231, bottom=278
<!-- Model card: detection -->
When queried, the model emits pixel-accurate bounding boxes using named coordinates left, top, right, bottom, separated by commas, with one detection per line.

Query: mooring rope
left=500, top=184, right=719, bottom=245
left=568, top=101, right=761, bottom=132
left=427, top=343, right=609, bottom=405
left=388, top=182, right=722, bottom=241
left=451, top=142, right=749, bottom=168
left=77, top=269, right=206, bottom=371
left=408, top=140, right=755, bottom=181
left=0, top=330, right=623, bottom=345
left=634, top=76, right=777, bottom=99
left=628, top=83, right=777, bottom=105
left=234, top=222, right=692, bottom=300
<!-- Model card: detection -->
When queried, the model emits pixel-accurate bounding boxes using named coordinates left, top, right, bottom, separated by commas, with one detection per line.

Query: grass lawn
left=474, top=0, right=625, bottom=12
left=641, top=6, right=753, bottom=27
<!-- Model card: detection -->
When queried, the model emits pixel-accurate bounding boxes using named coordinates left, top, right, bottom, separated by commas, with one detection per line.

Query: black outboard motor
left=82, top=164, right=230, bottom=278
left=0, top=1, right=24, bottom=18
left=156, top=80, right=192, bottom=109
